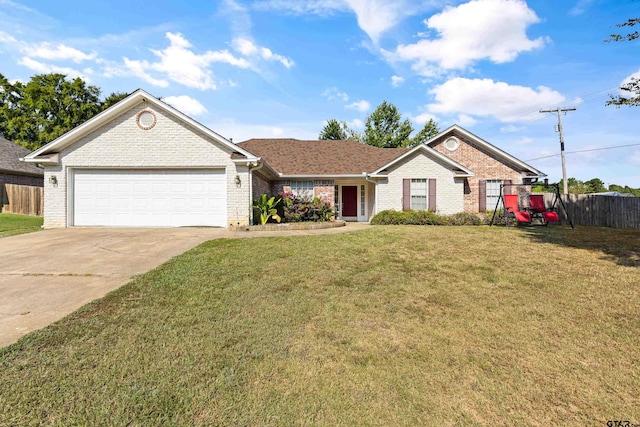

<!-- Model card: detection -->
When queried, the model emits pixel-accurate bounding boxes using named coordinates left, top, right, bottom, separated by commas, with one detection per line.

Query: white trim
left=23, top=89, right=259, bottom=163
left=426, top=125, right=546, bottom=177
left=372, top=144, right=475, bottom=177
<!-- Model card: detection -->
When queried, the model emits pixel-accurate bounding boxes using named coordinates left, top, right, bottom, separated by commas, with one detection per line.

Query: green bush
left=371, top=210, right=485, bottom=226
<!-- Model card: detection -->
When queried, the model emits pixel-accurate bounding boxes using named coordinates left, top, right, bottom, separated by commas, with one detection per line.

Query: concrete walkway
left=0, top=223, right=371, bottom=348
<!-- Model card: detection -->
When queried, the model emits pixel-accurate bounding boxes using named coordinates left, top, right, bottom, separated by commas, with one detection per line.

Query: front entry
left=342, top=186, right=358, bottom=217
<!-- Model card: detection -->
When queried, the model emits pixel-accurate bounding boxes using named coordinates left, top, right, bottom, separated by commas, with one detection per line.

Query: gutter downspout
left=248, top=160, right=263, bottom=225
left=364, top=173, right=377, bottom=220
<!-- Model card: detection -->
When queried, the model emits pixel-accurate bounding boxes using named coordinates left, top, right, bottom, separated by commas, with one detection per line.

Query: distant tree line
left=319, top=101, right=440, bottom=148
left=0, top=73, right=128, bottom=150
left=535, top=177, right=640, bottom=196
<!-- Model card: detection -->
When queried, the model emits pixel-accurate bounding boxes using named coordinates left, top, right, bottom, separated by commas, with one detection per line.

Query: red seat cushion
left=543, top=212, right=559, bottom=223
left=514, top=211, right=531, bottom=223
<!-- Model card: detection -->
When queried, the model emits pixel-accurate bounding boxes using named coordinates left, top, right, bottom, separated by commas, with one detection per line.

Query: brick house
left=23, top=89, right=544, bottom=228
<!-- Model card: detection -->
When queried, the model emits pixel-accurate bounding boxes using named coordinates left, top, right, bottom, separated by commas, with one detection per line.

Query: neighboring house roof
left=427, top=125, right=546, bottom=177
left=237, top=139, right=409, bottom=176
left=23, top=89, right=259, bottom=164
left=588, top=191, right=635, bottom=197
left=0, top=137, right=44, bottom=177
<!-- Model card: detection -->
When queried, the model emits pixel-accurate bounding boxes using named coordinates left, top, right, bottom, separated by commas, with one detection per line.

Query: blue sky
left=1, top=0, right=639, bottom=186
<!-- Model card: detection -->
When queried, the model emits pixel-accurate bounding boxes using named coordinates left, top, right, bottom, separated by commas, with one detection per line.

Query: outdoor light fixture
left=234, top=175, right=241, bottom=186
left=49, top=175, right=58, bottom=185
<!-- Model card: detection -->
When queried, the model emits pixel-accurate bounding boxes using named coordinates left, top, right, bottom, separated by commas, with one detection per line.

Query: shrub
left=371, top=210, right=485, bottom=226
left=444, top=212, right=483, bottom=226
left=252, top=194, right=282, bottom=225
left=280, top=192, right=334, bottom=223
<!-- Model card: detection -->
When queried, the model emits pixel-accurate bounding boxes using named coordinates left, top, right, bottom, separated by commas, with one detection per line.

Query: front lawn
left=0, top=213, right=43, bottom=237
left=1, top=226, right=638, bottom=425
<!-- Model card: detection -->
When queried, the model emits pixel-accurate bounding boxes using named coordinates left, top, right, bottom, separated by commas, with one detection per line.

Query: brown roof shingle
left=236, top=139, right=409, bottom=175
left=0, top=137, right=44, bottom=177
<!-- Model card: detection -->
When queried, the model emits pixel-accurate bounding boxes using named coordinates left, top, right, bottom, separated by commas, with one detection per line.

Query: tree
left=406, top=118, right=439, bottom=148
left=0, top=73, right=129, bottom=150
left=606, top=15, right=639, bottom=107
left=318, top=119, right=363, bottom=142
left=584, top=178, right=606, bottom=193
left=319, top=119, right=348, bottom=140
left=364, top=101, right=413, bottom=148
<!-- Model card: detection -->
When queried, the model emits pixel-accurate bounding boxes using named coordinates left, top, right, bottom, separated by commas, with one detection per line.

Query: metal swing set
left=489, top=183, right=574, bottom=228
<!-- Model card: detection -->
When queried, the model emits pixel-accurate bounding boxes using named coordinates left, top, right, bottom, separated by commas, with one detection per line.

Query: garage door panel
left=73, top=170, right=227, bottom=227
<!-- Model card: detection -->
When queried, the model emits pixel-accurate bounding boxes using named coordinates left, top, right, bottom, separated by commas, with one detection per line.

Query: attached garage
left=71, top=169, right=227, bottom=227
left=22, top=90, right=260, bottom=228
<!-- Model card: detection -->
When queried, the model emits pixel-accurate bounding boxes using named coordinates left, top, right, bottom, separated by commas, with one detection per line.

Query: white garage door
left=72, top=169, right=227, bottom=227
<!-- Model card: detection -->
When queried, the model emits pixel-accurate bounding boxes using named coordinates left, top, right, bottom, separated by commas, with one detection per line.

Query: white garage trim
left=70, top=169, right=227, bottom=227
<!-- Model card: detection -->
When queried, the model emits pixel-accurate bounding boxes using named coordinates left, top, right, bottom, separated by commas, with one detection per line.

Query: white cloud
left=391, top=75, right=404, bottom=87
left=253, top=0, right=347, bottom=16
left=500, top=124, right=526, bottom=133
left=348, top=118, right=364, bottom=129
left=410, top=111, right=438, bottom=125
left=457, top=114, right=477, bottom=126
left=426, top=77, right=566, bottom=122
left=121, top=32, right=252, bottom=90
left=515, top=136, right=534, bottom=145
left=383, top=0, right=547, bottom=76
left=253, top=0, right=436, bottom=43
left=569, top=0, right=595, bottom=16
left=346, top=99, right=371, bottom=112
left=29, top=42, right=96, bottom=63
left=231, top=37, right=294, bottom=68
left=323, top=87, right=349, bottom=101
left=17, top=57, right=90, bottom=80
left=209, top=118, right=318, bottom=142
left=0, top=31, right=17, bottom=43
left=122, top=57, right=169, bottom=87
left=163, top=95, right=208, bottom=116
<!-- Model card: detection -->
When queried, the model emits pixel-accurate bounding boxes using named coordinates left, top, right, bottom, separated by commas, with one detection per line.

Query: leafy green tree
left=406, top=118, right=440, bottom=148
left=0, top=73, right=129, bottom=150
left=606, top=16, right=639, bottom=107
left=584, top=178, right=606, bottom=193
left=364, top=101, right=413, bottom=148
left=319, top=119, right=363, bottom=142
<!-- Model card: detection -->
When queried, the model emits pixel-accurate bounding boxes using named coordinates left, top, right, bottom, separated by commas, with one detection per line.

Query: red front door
left=342, top=186, right=358, bottom=217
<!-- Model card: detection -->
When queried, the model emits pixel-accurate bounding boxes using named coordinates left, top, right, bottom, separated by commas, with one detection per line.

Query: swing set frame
left=489, top=183, right=574, bottom=229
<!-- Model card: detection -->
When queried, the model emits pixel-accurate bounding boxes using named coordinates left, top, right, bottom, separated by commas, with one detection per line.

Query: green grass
left=0, top=213, right=43, bottom=237
left=1, top=225, right=638, bottom=425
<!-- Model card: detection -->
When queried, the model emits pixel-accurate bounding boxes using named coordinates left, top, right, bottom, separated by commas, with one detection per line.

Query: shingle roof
left=236, top=139, right=409, bottom=175
left=0, top=137, right=44, bottom=177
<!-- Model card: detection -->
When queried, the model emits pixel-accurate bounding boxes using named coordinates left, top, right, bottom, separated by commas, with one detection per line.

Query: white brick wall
left=376, top=151, right=464, bottom=215
left=44, top=101, right=251, bottom=228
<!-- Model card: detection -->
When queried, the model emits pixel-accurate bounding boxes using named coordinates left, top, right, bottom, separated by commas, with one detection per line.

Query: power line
left=525, top=142, right=640, bottom=161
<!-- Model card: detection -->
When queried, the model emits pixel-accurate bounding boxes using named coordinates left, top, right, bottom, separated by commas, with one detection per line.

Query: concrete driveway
left=0, top=227, right=232, bottom=348
left=0, top=223, right=370, bottom=348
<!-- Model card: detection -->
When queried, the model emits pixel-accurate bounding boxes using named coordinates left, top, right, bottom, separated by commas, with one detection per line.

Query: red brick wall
left=430, top=135, right=525, bottom=213
left=252, top=171, right=271, bottom=201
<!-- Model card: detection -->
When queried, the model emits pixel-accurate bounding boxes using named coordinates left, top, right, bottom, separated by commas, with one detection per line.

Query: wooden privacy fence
left=0, top=183, right=44, bottom=216
left=541, top=193, right=639, bottom=229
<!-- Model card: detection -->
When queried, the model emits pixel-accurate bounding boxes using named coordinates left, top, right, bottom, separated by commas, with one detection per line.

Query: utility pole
left=540, top=107, right=576, bottom=196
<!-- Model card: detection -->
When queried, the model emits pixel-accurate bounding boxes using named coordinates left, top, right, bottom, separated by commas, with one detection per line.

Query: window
left=486, top=180, right=503, bottom=210
left=290, top=180, right=314, bottom=198
left=360, top=185, right=365, bottom=216
left=410, top=179, right=428, bottom=210
left=334, top=184, right=339, bottom=213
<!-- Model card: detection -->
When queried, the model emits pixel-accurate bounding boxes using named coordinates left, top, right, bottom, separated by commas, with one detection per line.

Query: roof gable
left=23, top=89, right=258, bottom=163
left=0, top=137, right=44, bottom=177
left=371, top=143, right=474, bottom=177
left=237, top=139, right=409, bottom=176
left=427, top=125, right=545, bottom=177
